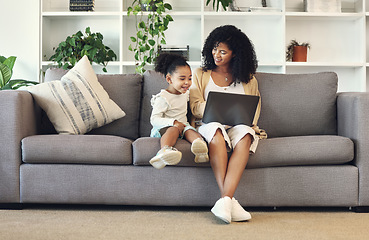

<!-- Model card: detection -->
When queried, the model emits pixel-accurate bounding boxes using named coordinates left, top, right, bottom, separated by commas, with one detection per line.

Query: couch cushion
left=247, top=135, right=354, bottom=169
left=255, top=72, right=338, bottom=138
left=42, top=68, right=143, bottom=139
left=133, top=135, right=353, bottom=168
left=27, top=56, right=125, bottom=135
left=140, top=70, right=169, bottom=137
left=22, top=135, right=132, bottom=165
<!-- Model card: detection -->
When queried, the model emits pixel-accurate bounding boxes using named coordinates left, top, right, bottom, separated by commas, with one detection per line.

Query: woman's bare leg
left=208, top=129, right=229, bottom=196
left=222, top=134, right=252, bottom=198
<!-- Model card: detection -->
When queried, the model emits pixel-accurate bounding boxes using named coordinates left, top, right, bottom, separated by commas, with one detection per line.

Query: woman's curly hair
left=202, top=25, right=258, bottom=84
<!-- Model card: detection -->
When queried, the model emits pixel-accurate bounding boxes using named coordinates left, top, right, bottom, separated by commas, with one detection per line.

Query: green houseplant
left=206, top=0, right=233, bottom=11
left=0, top=55, right=38, bottom=90
left=127, top=0, right=173, bottom=74
left=286, top=40, right=311, bottom=62
left=49, top=27, right=117, bottom=72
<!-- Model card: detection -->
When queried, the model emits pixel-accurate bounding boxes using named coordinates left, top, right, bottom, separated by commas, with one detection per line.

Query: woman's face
left=212, top=42, right=234, bottom=68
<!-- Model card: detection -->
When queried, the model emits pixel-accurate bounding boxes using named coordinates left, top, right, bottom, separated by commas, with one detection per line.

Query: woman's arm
left=189, top=68, right=207, bottom=119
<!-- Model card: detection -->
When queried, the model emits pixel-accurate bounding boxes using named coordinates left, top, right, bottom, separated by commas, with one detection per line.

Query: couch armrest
left=337, top=92, right=369, bottom=206
left=0, top=90, right=38, bottom=203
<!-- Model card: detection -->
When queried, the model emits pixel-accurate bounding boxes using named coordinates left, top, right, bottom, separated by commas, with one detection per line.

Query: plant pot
left=292, top=46, right=308, bottom=62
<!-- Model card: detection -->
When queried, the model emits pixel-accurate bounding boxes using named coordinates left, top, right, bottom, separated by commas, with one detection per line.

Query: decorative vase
left=292, top=46, right=308, bottom=62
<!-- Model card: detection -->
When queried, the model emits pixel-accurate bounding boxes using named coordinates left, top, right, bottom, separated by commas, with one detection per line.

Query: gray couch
left=1, top=69, right=369, bottom=212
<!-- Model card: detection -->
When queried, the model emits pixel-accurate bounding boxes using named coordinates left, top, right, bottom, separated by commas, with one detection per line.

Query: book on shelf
left=70, top=0, right=95, bottom=12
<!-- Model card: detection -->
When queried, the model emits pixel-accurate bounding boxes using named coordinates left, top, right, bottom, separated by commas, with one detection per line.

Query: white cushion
left=27, top=56, right=125, bottom=134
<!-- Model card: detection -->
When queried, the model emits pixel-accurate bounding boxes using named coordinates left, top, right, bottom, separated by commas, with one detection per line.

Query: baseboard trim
left=353, top=206, right=369, bottom=213
left=0, top=203, right=23, bottom=210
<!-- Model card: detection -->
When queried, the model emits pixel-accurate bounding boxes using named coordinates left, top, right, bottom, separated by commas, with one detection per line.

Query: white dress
left=198, top=77, right=258, bottom=153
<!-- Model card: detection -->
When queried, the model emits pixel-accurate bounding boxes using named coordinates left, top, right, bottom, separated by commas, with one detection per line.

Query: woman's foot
left=149, top=146, right=182, bottom=169
left=231, top=197, right=251, bottom=221
left=211, top=196, right=232, bottom=224
left=191, top=138, right=209, bottom=163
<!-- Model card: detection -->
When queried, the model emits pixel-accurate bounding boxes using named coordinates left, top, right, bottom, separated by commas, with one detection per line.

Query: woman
left=189, top=25, right=266, bottom=223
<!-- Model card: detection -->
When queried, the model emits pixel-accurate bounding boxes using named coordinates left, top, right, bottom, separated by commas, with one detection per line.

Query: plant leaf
left=0, top=62, right=12, bottom=87
left=85, top=27, right=91, bottom=35
left=164, top=3, right=172, bottom=10
left=5, top=79, right=38, bottom=90
left=148, top=39, right=155, bottom=46
left=3, top=56, right=17, bottom=71
left=0, top=55, right=6, bottom=64
left=137, top=31, right=144, bottom=40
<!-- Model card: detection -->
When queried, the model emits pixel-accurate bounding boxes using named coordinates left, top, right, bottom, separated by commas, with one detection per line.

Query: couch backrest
left=139, top=70, right=168, bottom=137
left=44, top=69, right=338, bottom=139
left=255, top=72, right=338, bottom=138
left=43, top=68, right=143, bottom=139
left=89, top=74, right=142, bottom=139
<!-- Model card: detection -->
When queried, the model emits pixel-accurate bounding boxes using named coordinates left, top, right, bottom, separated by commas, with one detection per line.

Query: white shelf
left=39, top=0, right=369, bottom=92
left=286, top=62, right=364, bottom=67
left=286, top=12, right=363, bottom=19
left=42, top=12, right=122, bottom=16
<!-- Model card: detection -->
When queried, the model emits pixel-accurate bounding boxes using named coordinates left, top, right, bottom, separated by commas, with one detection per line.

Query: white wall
left=0, top=0, right=40, bottom=81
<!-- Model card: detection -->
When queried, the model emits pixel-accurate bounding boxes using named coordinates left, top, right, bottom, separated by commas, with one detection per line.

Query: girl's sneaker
left=149, top=146, right=182, bottom=169
left=191, top=138, right=209, bottom=163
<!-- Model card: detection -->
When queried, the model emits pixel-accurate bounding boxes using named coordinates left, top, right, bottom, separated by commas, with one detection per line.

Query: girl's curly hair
left=155, top=53, right=189, bottom=76
left=202, top=25, right=258, bottom=84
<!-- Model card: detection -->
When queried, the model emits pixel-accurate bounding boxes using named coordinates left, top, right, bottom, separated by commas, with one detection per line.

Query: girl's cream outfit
left=189, top=68, right=266, bottom=153
left=150, top=89, right=195, bottom=137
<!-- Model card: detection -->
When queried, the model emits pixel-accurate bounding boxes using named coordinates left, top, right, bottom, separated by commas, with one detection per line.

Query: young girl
left=149, top=53, right=209, bottom=170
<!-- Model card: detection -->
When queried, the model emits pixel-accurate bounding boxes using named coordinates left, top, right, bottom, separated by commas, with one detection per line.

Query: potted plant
left=0, top=55, right=38, bottom=90
left=49, top=27, right=117, bottom=72
left=127, top=0, right=173, bottom=74
left=206, top=0, right=233, bottom=11
left=286, top=40, right=311, bottom=62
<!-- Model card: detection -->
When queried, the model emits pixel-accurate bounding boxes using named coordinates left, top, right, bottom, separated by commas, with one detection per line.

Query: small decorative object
left=230, top=0, right=281, bottom=12
left=286, top=40, right=311, bottom=62
left=69, top=0, right=95, bottom=11
left=158, top=45, right=189, bottom=61
left=49, top=27, right=117, bottom=72
left=127, top=0, right=173, bottom=74
left=0, top=55, right=38, bottom=90
left=304, top=0, right=341, bottom=13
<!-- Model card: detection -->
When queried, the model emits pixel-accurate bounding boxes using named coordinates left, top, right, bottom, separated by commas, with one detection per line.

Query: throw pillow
left=27, top=55, right=125, bottom=134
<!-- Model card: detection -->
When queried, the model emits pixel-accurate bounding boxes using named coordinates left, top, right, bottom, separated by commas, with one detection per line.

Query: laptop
left=202, top=91, right=260, bottom=126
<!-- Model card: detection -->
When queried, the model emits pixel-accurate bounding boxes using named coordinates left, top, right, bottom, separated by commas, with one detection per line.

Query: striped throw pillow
left=27, top=56, right=125, bottom=134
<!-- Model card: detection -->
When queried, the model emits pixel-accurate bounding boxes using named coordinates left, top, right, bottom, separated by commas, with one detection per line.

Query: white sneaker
left=149, top=146, right=182, bottom=170
left=191, top=138, right=209, bottom=163
left=231, top=197, right=252, bottom=221
left=211, top=196, right=232, bottom=224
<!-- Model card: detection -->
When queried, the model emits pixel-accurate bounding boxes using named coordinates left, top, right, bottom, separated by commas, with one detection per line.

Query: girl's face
left=212, top=42, right=234, bottom=68
left=166, top=65, right=192, bottom=95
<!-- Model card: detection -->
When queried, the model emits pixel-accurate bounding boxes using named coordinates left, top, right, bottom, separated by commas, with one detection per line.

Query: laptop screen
left=202, top=91, right=259, bottom=126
